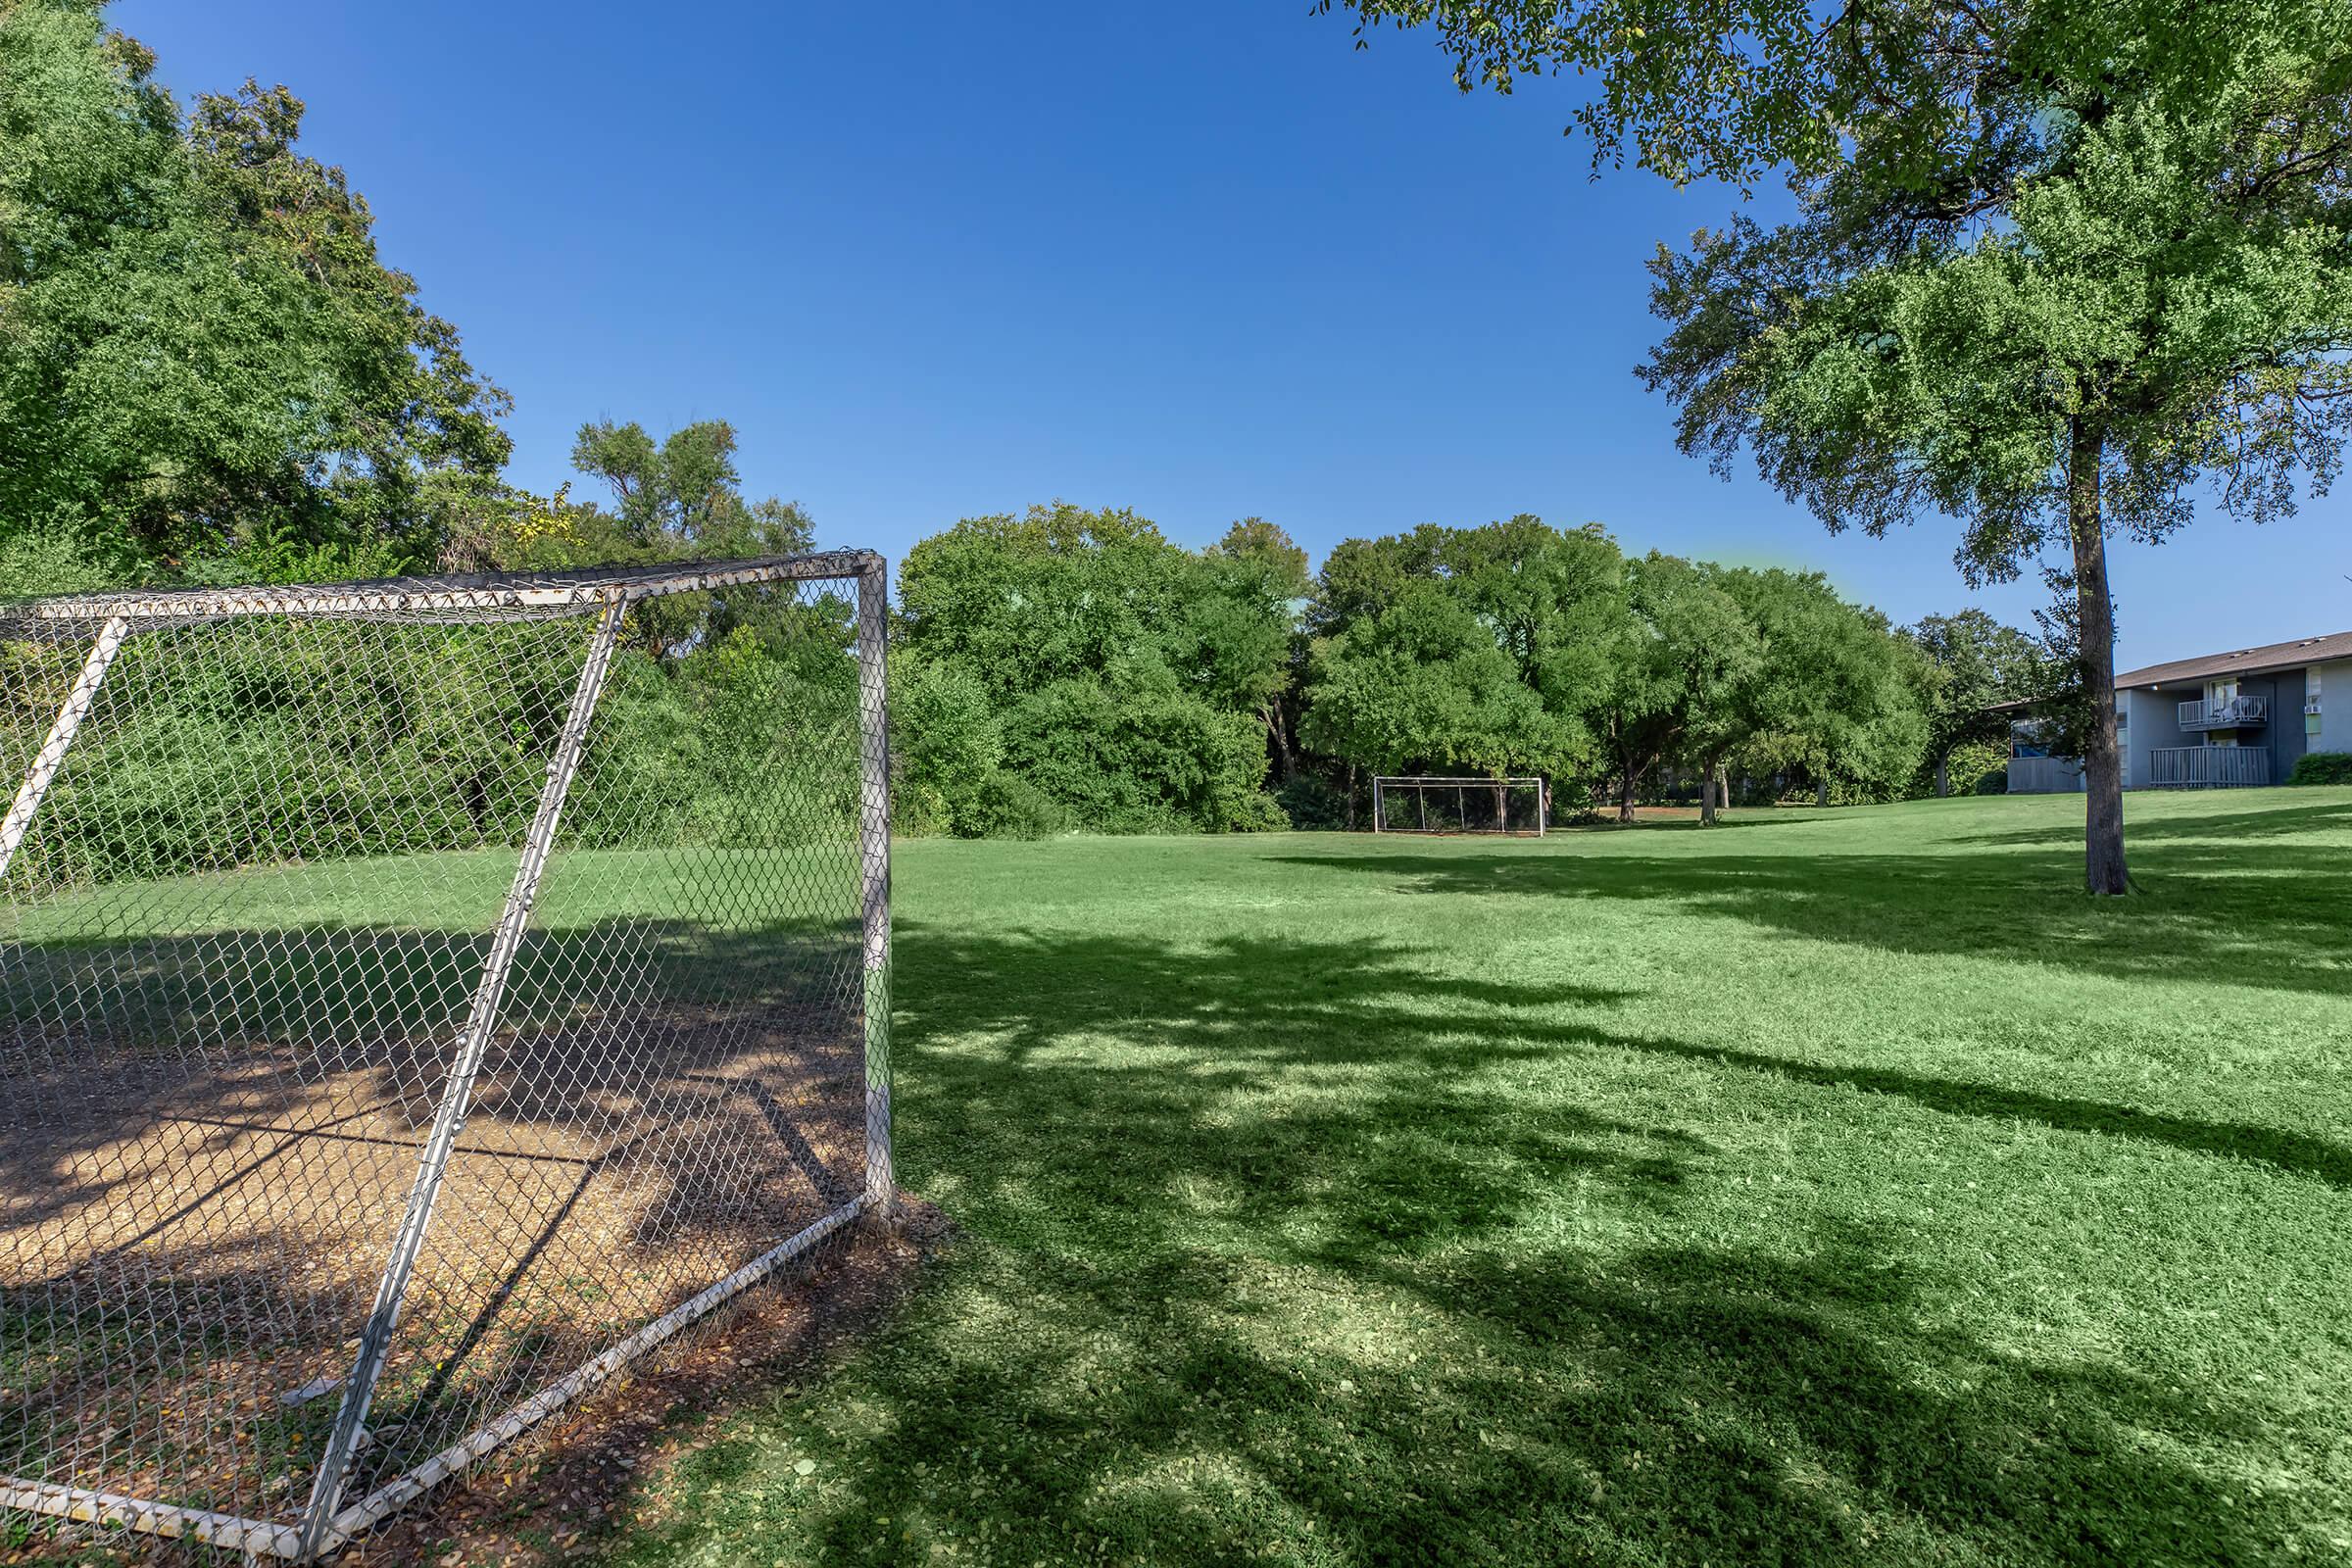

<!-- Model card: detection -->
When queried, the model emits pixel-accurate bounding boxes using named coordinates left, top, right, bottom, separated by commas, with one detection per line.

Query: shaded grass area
left=1, top=846, right=868, bottom=1543
left=586, top=788, right=2352, bottom=1567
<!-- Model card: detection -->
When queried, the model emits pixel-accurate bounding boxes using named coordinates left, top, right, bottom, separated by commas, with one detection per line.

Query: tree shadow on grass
left=1260, top=831, right=2352, bottom=998
left=1956, top=796, right=2352, bottom=850
left=1575, top=1027, right=2352, bottom=1191
left=610, top=921, right=2333, bottom=1568
left=0, top=914, right=869, bottom=1532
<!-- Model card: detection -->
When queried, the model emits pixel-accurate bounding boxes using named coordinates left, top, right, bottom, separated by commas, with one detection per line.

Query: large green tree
left=547, top=417, right=818, bottom=660
left=1590, top=552, right=1759, bottom=821
left=896, top=504, right=1287, bottom=833
left=0, top=0, right=511, bottom=582
left=1304, top=516, right=1629, bottom=800
left=1906, top=610, right=2049, bottom=794
left=897, top=504, right=1196, bottom=704
left=1334, top=0, right=2352, bottom=892
left=1705, top=566, right=1930, bottom=816
left=1300, top=580, right=1561, bottom=781
left=1443, top=516, right=1627, bottom=762
left=1185, top=518, right=1312, bottom=780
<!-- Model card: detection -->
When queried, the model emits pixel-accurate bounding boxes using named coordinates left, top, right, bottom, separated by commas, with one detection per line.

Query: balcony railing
left=2147, top=746, right=2272, bottom=788
left=2178, top=695, right=2269, bottom=730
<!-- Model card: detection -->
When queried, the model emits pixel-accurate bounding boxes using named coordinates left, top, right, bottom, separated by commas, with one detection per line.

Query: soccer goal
left=0, top=553, right=893, bottom=1560
left=1370, top=775, right=1548, bottom=835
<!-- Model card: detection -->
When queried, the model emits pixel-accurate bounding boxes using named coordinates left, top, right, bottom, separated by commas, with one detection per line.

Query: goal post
left=1370, top=775, right=1548, bottom=836
left=0, top=553, right=894, bottom=1561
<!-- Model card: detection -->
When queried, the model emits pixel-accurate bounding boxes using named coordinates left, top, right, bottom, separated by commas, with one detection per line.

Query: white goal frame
left=0, top=552, right=894, bottom=1562
left=1370, top=775, right=1548, bottom=836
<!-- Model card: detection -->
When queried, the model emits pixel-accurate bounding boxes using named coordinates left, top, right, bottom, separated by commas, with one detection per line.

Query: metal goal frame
left=0, top=551, right=895, bottom=1561
left=1369, top=775, right=1548, bottom=836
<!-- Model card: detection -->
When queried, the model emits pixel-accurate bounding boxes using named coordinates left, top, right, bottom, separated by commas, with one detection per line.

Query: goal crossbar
left=0, top=550, right=883, bottom=630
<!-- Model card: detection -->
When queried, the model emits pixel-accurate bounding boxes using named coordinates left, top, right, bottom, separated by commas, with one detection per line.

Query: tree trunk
left=1262, top=703, right=1295, bottom=783
left=1699, top=760, right=1719, bottom=826
left=2069, top=416, right=2130, bottom=895
left=1715, top=761, right=1730, bottom=816
left=1815, top=777, right=1830, bottom=808
left=1935, top=751, right=1950, bottom=797
left=1617, top=755, right=1639, bottom=823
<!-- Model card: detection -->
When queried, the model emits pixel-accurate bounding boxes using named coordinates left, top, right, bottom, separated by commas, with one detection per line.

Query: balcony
left=2147, top=746, right=2272, bottom=788
left=2177, top=695, right=2269, bottom=731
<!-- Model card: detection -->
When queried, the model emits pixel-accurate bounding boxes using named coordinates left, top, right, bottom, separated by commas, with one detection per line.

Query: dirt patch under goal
left=2, top=987, right=876, bottom=1557
left=2, top=1198, right=949, bottom=1566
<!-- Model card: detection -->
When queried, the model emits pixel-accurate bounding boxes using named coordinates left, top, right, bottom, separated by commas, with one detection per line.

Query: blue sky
left=114, top=0, right=2344, bottom=669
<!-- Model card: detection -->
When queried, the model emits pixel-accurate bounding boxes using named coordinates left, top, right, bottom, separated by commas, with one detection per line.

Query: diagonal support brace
left=0, top=615, right=129, bottom=883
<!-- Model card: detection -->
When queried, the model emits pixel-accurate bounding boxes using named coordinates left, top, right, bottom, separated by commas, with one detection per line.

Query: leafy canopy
left=896, top=505, right=1292, bottom=833
left=1333, top=1, right=2352, bottom=579
left=0, top=0, right=511, bottom=579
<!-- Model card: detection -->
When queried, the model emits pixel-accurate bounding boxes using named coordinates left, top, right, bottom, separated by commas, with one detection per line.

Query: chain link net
left=0, top=560, right=888, bottom=1558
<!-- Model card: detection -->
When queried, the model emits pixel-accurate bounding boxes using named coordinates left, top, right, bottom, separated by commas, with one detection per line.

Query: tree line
left=884, top=503, right=2051, bottom=836
left=26, top=1, right=2318, bottom=866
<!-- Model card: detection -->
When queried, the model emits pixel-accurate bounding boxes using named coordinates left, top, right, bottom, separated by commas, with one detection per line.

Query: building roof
left=2113, top=630, right=2352, bottom=689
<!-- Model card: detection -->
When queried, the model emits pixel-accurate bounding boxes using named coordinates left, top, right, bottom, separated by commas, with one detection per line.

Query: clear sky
left=112, top=0, right=2346, bottom=670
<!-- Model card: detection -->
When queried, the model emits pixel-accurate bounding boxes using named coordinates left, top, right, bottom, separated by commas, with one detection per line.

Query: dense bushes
left=2287, top=752, right=2352, bottom=786
left=1941, top=736, right=2011, bottom=797
left=957, top=773, right=1067, bottom=840
left=1002, top=670, right=1281, bottom=834
left=893, top=506, right=1293, bottom=836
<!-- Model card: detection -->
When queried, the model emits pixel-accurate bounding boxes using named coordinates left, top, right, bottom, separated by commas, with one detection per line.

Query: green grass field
left=570, top=787, right=2352, bottom=1568
left=14, top=789, right=2348, bottom=1565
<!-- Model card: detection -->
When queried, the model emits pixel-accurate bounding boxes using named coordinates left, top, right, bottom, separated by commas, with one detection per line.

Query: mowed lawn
left=29, top=790, right=2345, bottom=1564
left=577, top=787, right=2352, bottom=1568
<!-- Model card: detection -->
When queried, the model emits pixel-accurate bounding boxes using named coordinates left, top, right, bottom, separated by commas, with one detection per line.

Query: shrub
left=1276, top=773, right=1350, bottom=830
left=0, top=526, right=123, bottom=599
left=1228, top=790, right=1292, bottom=833
left=959, top=772, right=1066, bottom=840
left=1001, top=666, right=1274, bottom=833
left=892, top=781, right=955, bottom=839
left=890, top=658, right=1004, bottom=835
left=1974, top=766, right=2010, bottom=795
left=1943, top=736, right=2010, bottom=796
left=2287, top=752, right=2352, bottom=786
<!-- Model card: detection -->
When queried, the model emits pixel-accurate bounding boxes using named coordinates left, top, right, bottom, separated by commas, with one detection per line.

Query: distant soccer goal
left=0, top=553, right=893, bottom=1560
left=1370, top=776, right=1548, bottom=836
